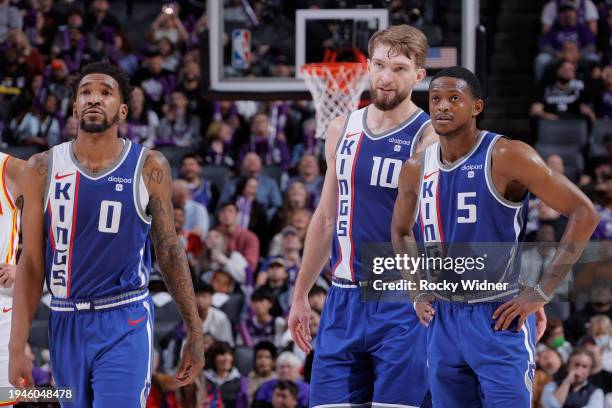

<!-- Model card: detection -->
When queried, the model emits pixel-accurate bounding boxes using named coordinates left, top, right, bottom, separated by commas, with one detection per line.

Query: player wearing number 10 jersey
left=289, top=25, right=437, bottom=407
left=9, top=62, right=204, bottom=408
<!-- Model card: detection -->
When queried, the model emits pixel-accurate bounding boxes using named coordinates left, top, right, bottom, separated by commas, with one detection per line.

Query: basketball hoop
left=301, top=62, right=369, bottom=139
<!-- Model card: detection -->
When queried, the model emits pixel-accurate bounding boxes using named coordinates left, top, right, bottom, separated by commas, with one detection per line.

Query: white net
left=301, top=63, right=369, bottom=139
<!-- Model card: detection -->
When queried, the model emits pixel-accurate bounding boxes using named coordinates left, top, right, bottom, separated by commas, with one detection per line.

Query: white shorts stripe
left=140, top=300, right=153, bottom=408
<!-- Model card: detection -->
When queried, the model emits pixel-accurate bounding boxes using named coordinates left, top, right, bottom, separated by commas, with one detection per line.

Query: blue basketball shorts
left=427, top=301, right=536, bottom=408
left=310, top=283, right=429, bottom=408
left=48, top=289, right=154, bottom=408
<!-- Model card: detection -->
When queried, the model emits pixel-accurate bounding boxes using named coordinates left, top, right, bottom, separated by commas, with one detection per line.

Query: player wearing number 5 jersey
left=8, top=62, right=204, bottom=408
left=0, top=152, right=24, bottom=406
left=289, top=25, right=437, bottom=407
left=392, top=67, right=599, bottom=408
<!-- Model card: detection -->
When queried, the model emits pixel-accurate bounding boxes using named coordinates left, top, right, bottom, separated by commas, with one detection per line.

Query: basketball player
left=391, top=66, right=599, bottom=408
left=288, top=25, right=437, bottom=407
left=8, top=62, right=204, bottom=407
left=0, top=152, right=24, bottom=404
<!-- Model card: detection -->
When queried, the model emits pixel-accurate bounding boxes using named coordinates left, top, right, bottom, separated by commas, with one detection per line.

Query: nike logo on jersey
left=346, top=131, right=361, bottom=138
left=424, top=171, right=439, bottom=180
left=128, top=316, right=146, bottom=326
left=55, top=172, right=75, bottom=180
left=2, top=307, right=11, bottom=313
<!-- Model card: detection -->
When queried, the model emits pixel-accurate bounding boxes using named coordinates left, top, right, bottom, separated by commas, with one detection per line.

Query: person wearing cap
left=258, top=258, right=291, bottom=318
left=237, top=288, right=286, bottom=348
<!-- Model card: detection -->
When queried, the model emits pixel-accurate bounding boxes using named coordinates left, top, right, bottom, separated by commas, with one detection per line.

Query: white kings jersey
left=0, top=153, right=20, bottom=297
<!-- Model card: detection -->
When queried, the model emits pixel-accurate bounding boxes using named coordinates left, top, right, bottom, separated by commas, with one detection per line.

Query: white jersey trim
left=436, top=130, right=487, bottom=172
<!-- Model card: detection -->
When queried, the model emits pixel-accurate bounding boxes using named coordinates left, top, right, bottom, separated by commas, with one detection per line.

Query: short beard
left=80, top=110, right=119, bottom=133
left=371, top=87, right=410, bottom=111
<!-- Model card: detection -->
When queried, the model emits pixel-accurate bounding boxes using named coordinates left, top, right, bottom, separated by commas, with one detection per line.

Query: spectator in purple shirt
left=238, top=113, right=291, bottom=171
left=535, top=2, right=598, bottom=81
left=253, top=352, right=309, bottom=408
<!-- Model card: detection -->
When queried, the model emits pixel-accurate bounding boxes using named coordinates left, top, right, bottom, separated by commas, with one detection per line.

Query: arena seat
left=261, top=165, right=284, bottom=188
left=535, top=144, right=584, bottom=182
left=537, top=119, right=588, bottom=147
left=155, top=146, right=197, bottom=177
left=589, top=119, right=611, bottom=158
left=154, top=300, right=181, bottom=322
left=219, top=293, right=245, bottom=327
left=202, top=164, right=232, bottom=193
left=1, top=146, right=41, bottom=160
left=153, top=321, right=177, bottom=350
left=234, top=345, right=254, bottom=376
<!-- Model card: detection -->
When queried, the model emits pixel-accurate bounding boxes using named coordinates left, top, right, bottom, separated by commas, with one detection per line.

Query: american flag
left=426, top=47, right=458, bottom=69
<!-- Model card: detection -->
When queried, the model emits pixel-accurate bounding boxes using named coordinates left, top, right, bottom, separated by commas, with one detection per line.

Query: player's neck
left=73, top=130, right=125, bottom=165
left=367, top=99, right=418, bottom=134
left=438, top=125, right=480, bottom=165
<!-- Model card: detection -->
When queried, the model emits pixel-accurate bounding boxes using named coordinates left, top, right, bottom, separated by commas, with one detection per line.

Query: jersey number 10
left=98, top=200, right=122, bottom=233
left=370, top=156, right=403, bottom=188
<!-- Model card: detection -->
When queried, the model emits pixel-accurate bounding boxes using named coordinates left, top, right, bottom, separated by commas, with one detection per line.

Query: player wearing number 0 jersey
left=392, top=66, right=599, bottom=408
left=8, top=62, right=204, bottom=408
left=0, top=152, right=24, bottom=405
left=289, top=25, right=437, bottom=408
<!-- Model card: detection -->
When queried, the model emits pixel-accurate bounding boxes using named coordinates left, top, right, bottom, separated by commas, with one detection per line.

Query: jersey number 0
left=98, top=200, right=122, bottom=233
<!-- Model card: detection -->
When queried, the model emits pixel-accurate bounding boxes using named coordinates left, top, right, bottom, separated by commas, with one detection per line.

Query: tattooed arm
left=9, top=152, right=48, bottom=388
left=143, top=150, right=204, bottom=385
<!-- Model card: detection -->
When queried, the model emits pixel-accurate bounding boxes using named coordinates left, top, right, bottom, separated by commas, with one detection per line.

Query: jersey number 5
left=98, top=200, right=122, bottom=233
left=457, top=192, right=477, bottom=223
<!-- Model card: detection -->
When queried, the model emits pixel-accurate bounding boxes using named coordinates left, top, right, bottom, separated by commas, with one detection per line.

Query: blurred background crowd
left=0, top=0, right=610, bottom=407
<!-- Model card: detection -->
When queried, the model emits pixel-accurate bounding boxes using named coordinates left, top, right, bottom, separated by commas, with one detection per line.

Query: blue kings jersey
left=414, top=131, right=529, bottom=299
left=44, top=139, right=152, bottom=299
left=330, top=106, right=431, bottom=282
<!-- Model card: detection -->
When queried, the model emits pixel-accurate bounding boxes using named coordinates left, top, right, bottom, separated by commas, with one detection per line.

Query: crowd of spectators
left=527, top=1, right=612, bottom=407
left=0, top=0, right=610, bottom=407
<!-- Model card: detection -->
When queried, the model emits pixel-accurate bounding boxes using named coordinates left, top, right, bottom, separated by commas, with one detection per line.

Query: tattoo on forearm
left=148, top=196, right=201, bottom=338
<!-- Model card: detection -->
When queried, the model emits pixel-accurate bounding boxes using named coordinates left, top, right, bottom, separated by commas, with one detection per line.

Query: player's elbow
left=574, top=200, right=601, bottom=235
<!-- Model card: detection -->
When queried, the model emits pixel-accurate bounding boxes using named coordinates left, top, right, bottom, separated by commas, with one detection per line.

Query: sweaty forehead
left=79, top=74, right=118, bottom=90
left=430, top=77, right=470, bottom=94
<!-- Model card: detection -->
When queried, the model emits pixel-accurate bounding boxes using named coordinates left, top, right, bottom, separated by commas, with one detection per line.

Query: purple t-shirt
left=254, top=379, right=309, bottom=407
left=540, top=22, right=596, bottom=51
left=593, top=205, right=612, bottom=240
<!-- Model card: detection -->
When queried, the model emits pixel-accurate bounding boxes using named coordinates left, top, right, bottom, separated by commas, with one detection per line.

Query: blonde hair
left=368, top=24, right=429, bottom=68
